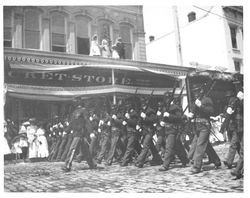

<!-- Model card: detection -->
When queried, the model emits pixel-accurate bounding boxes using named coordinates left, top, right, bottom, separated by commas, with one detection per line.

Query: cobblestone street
left=4, top=143, right=243, bottom=193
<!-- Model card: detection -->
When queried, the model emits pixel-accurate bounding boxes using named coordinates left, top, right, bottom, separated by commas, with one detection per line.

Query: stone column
left=133, top=31, right=146, bottom=62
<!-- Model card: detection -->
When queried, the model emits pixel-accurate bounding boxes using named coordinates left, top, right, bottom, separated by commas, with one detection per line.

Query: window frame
left=119, top=22, right=134, bottom=59
left=75, top=15, right=91, bottom=55
left=233, top=59, right=242, bottom=72
left=229, top=25, right=238, bottom=49
left=23, top=8, right=42, bottom=50
left=50, top=11, right=67, bottom=53
left=4, top=7, right=13, bottom=48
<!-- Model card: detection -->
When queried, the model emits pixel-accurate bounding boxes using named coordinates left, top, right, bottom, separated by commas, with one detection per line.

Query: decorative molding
left=4, top=48, right=191, bottom=75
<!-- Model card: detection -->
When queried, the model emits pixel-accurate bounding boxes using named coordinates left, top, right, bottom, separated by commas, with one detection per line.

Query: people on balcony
left=89, top=34, right=101, bottom=56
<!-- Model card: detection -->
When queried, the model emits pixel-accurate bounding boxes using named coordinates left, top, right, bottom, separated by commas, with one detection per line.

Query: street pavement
left=4, top=143, right=243, bottom=193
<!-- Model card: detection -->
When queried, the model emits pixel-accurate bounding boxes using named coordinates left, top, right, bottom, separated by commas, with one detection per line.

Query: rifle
left=174, top=85, right=185, bottom=105
left=143, top=89, right=154, bottom=112
left=165, top=80, right=178, bottom=111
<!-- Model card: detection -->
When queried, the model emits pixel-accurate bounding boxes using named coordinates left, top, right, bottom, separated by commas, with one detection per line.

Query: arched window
left=51, top=12, right=66, bottom=52
left=24, top=9, right=41, bottom=49
left=75, top=15, right=90, bottom=55
left=4, top=7, right=12, bottom=47
left=98, top=19, right=112, bottom=44
left=119, top=23, right=133, bottom=59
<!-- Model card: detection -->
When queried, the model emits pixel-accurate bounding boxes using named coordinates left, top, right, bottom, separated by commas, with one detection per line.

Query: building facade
left=4, top=6, right=189, bottom=124
left=4, top=6, right=147, bottom=61
left=146, top=6, right=243, bottom=73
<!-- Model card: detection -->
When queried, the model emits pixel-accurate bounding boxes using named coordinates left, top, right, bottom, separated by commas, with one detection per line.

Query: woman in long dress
left=89, top=34, right=101, bottom=56
left=37, top=122, right=49, bottom=159
left=27, top=119, right=38, bottom=159
left=100, top=39, right=111, bottom=58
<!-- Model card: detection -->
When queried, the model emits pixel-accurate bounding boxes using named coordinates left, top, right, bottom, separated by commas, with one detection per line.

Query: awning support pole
left=112, top=69, right=116, bottom=105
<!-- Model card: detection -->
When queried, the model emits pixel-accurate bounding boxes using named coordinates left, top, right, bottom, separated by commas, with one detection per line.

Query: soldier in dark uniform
left=50, top=117, right=64, bottom=161
left=229, top=90, right=244, bottom=179
left=60, top=128, right=74, bottom=161
left=187, top=86, right=221, bottom=169
left=62, top=97, right=96, bottom=172
left=120, top=103, right=141, bottom=166
left=134, top=98, right=162, bottom=168
left=48, top=116, right=62, bottom=161
left=89, top=110, right=100, bottom=158
left=105, top=104, right=125, bottom=165
left=186, top=85, right=217, bottom=174
left=222, top=90, right=241, bottom=169
left=56, top=118, right=70, bottom=161
left=155, top=101, right=166, bottom=156
left=159, top=93, right=189, bottom=171
left=96, top=110, right=111, bottom=164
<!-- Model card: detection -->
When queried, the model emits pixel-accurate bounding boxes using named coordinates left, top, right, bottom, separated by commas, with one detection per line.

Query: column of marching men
left=4, top=87, right=243, bottom=179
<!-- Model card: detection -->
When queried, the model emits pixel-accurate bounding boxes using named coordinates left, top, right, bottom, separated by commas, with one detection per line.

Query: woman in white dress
left=111, top=45, right=120, bottom=59
left=37, top=122, right=49, bottom=159
left=89, top=34, right=101, bottom=56
left=26, top=118, right=38, bottom=159
left=100, top=39, right=111, bottom=58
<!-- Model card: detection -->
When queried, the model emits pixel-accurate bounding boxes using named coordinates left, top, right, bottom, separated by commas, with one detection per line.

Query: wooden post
left=172, top=6, right=183, bottom=66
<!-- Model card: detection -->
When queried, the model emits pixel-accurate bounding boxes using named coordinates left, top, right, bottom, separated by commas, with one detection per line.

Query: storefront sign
left=5, top=65, right=176, bottom=88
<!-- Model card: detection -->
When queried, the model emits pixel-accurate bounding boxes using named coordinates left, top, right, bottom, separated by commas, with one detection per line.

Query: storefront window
left=51, top=12, right=66, bottom=52
left=24, top=9, right=40, bottom=49
left=76, top=15, right=90, bottom=55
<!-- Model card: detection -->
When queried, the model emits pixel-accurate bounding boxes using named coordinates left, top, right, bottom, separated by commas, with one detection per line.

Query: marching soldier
left=186, top=85, right=217, bottom=174
left=155, top=101, right=166, bottom=156
left=120, top=103, right=141, bottom=166
left=96, top=110, right=112, bottom=164
left=221, top=90, right=241, bottom=169
left=55, top=118, right=70, bottom=161
left=105, top=104, right=125, bottom=165
left=159, top=92, right=189, bottom=171
left=134, top=98, right=162, bottom=168
left=62, top=97, right=96, bottom=172
left=89, top=110, right=101, bottom=158
left=229, top=90, right=244, bottom=179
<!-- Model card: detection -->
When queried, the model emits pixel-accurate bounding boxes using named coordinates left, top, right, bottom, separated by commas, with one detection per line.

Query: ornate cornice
left=4, top=48, right=191, bottom=76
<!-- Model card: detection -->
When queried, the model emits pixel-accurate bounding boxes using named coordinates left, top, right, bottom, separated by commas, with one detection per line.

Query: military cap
left=192, top=84, right=202, bottom=92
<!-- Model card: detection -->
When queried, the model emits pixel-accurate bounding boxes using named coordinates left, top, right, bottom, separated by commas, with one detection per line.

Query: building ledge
left=4, top=47, right=191, bottom=75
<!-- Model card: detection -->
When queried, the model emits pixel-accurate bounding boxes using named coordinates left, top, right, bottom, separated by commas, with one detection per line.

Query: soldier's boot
left=105, top=160, right=112, bottom=166
left=62, top=149, right=76, bottom=172
left=159, top=166, right=169, bottom=171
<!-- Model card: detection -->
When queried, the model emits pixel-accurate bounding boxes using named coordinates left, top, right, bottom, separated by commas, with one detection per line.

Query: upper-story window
left=230, top=25, right=238, bottom=49
left=75, top=15, right=90, bottom=55
left=234, top=60, right=241, bottom=72
left=24, top=9, right=41, bottom=49
left=4, top=8, right=12, bottom=48
left=119, top=23, right=133, bottom=59
left=51, top=12, right=66, bottom=52
left=98, top=19, right=112, bottom=44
